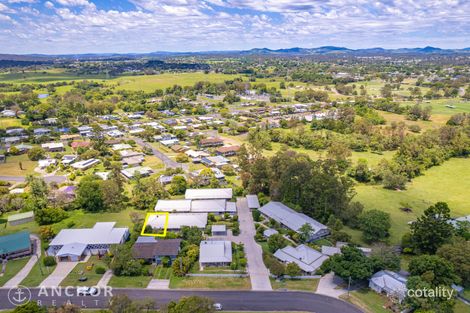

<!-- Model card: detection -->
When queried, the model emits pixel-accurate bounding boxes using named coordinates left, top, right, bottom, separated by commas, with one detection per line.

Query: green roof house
left=0, top=231, right=32, bottom=259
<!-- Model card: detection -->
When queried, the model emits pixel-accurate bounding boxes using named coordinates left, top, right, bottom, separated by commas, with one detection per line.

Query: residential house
left=41, top=142, right=65, bottom=152
left=61, top=155, right=77, bottom=166
left=215, top=145, right=240, bottom=157
left=33, top=128, right=51, bottom=136
left=369, top=270, right=408, bottom=303
left=38, top=159, right=56, bottom=169
left=71, top=141, right=91, bottom=150
left=199, top=137, right=224, bottom=148
left=0, top=231, right=33, bottom=259
left=132, top=237, right=182, bottom=264
left=148, top=213, right=208, bottom=231
left=274, top=244, right=329, bottom=274
left=121, top=166, right=153, bottom=179
left=263, top=228, right=278, bottom=238
left=71, top=158, right=100, bottom=170
left=259, top=201, right=329, bottom=241
left=47, top=222, right=129, bottom=262
left=201, top=155, right=229, bottom=168
left=185, top=188, right=232, bottom=200
left=199, top=240, right=232, bottom=268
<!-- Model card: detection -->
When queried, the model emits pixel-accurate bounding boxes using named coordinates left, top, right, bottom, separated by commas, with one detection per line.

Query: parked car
left=213, top=303, right=223, bottom=311
left=77, top=287, right=98, bottom=296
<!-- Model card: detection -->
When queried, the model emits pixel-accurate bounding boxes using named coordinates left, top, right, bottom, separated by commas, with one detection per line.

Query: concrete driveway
left=4, top=235, right=41, bottom=288
left=39, top=262, right=77, bottom=287
left=236, top=197, right=272, bottom=291
left=317, top=273, right=348, bottom=298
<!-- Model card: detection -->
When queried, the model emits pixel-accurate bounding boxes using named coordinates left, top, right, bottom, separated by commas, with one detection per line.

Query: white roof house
left=38, top=159, right=56, bottom=169
left=41, top=142, right=64, bottom=151
left=155, top=200, right=192, bottom=212
left=154, top=199, right=237, bottom=214
left=274, top=244, right=329, bottom=274
left=185, top=188, right=233, bottom=200
left=148, top=213, right=208, bottom=230
left=71, top=158, right=100, bottom=170
left=48, top=222, right=129, bottom=259
left=121, top=166, right=153, bottom=179
left=199, top=240, right=232, bottom=265
left=49, top=222, right=128, bottom=246
left=246, top=195, right=260, bottom=209
left=112, top=143, right=132, bottom=151
left=369, top=270, right=408, bottom=302
left=259, top=202, right=329, bottom=241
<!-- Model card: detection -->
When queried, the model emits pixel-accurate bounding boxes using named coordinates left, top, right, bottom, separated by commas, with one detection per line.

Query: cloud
left=55, top=0, right=94, bottom=7
left=0, top=0, right=469, bottom=53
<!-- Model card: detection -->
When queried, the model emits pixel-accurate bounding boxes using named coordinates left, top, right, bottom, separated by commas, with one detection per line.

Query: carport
left=56, top=242, right=87, bottom=262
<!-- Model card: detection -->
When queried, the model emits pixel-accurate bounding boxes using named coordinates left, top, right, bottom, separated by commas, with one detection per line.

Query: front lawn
left=154, top=265, right=172, bottom=279
left=108, top=274, right=152, bottom=288
left=0, top=257, right=30, bottom=286
left=169, top=276, right=251, bottom=290
left=341, top=288, right=390, bottom=313
left=270, top=278, right=319, bottom=292
left=60, top=256, right=108, bottom=287
left=20, top=254, right=56, bottom=287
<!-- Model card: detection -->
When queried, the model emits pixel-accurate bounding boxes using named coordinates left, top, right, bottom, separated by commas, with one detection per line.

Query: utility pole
left=347, top=276, right=351, bottom=297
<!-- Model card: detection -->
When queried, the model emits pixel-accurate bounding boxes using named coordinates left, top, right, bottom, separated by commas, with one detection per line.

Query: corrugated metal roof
left=199, top=240, right=232, bottom=263
left=185, top=188, right=232, bottom=200
left=0, top=231, right=30, bottom=254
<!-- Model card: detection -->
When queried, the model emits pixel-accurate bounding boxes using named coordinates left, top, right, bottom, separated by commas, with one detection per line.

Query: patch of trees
left=294, top=89, right=329, bottom=102
left=238, top=147, right=361, bottom=225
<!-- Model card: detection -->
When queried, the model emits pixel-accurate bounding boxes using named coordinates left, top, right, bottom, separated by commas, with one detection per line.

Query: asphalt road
left=0, top=175, right=67, bottom=183
left=0, top=288, right=363, bottom=312
left=132, top=137, right=181, bottom=169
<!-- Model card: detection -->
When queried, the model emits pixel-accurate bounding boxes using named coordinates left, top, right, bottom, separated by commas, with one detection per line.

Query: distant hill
left=0, top=46, right=469, bottom=60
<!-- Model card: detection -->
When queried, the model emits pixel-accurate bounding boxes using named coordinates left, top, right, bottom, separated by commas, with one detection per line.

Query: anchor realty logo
left=8, top=285, right=32, bottom=306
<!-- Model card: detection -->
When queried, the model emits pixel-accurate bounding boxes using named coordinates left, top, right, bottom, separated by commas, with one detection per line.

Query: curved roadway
left=0, top=288, right=363, bottom=312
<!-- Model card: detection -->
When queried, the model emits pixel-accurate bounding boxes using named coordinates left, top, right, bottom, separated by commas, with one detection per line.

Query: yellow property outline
left=140, top=212, right=169, bottom=237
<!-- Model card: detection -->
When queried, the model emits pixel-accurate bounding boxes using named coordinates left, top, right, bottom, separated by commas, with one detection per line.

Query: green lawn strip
left=59, top=256, right=107, bottom=287
left=454, top=300, right=470, bottom=313
left=340, top=288, right=390, bottom=313
left=0, top=208, right=139, bottom=236
left=169, top=276, right=251, bottom=290
left=354, top=157, right=470, bottom=245
left=108, top=274, right=152, bottom=288
left=0, top=257, right=30, bottom=286
left=20, top=254, right=56, bottom=287
left=270, top=278, right=319, bottom=292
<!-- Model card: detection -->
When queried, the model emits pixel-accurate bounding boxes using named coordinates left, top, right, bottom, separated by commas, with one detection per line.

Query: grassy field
left=20, top=254, right=56, bottom=287
left=0, top=154, right=38, bottom=177
left=270, top=278, right=319, bottom=292
left=0, top=68, right=107, bottom=83
left=169, top=276, right=251, bottom=290
left=0, top=257, right=30, bottom=286
left=341, top=288, right=390, bottom=313
left=267, top=142, right=395, bottom=167
left=112, top=72, right=240, bottom=92
left=60, top=256, right=108, bottom=287
left=354, top=157, right=470, bottom=244
left=0, top=118, right=23, bottom=128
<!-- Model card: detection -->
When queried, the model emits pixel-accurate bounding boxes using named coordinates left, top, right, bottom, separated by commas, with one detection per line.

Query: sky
left=0, top=0, right=469, bottom=54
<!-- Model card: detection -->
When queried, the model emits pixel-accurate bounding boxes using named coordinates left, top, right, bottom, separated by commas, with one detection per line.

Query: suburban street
left=132, top=137, right=182, bottom=169
left=0, top=288, right=363, bottom=312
